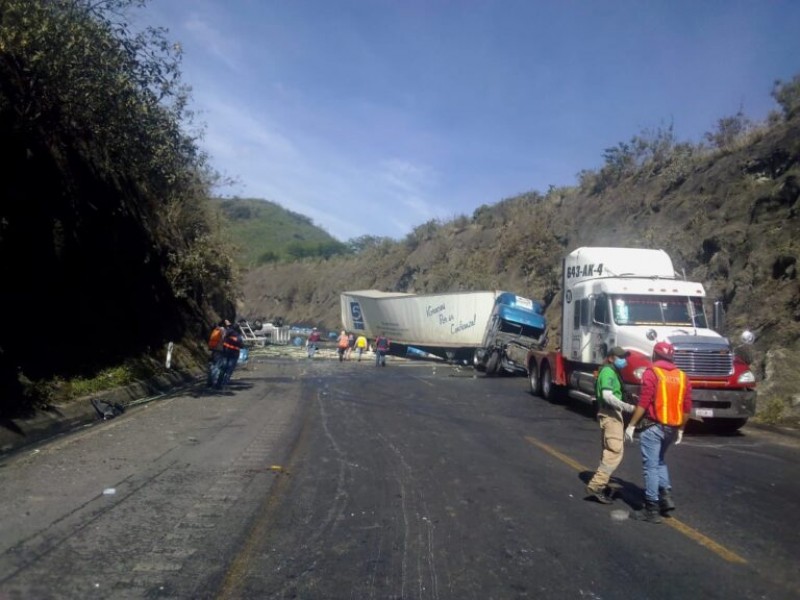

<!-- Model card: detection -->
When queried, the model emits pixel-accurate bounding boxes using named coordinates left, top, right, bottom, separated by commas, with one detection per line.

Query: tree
left=0, top=0, right=237, bottom=414
left=771, top=74, right=800, bottom=120
left=704, top=111, right=751, bottom=149
left=347, top=235, right=389, bottom=254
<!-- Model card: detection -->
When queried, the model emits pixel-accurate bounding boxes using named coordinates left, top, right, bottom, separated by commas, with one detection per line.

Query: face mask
left=613, top=358, right=627, bottom=370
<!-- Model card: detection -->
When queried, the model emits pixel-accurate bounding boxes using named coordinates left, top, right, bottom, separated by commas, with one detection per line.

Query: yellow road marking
left=524, top=435, right=747, bottom=564
left=526, top=435, right=589, bottom=472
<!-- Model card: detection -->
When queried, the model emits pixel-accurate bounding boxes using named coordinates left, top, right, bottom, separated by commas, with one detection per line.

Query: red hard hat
left=653, top=341, right=674, bottom=361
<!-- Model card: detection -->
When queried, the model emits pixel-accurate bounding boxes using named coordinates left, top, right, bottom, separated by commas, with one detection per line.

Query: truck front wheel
left=485, top=350, right=500, bottom=376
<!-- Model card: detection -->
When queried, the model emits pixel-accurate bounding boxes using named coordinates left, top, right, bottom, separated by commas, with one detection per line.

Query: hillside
left=0, top=1, right=238, bottom=416
left=214, top=197, right=344, bottom=268
left=240, top=113, right=800, bottom=422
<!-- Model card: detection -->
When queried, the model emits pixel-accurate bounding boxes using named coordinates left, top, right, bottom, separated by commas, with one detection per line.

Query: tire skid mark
left=382, top=436, right=440, bottom=600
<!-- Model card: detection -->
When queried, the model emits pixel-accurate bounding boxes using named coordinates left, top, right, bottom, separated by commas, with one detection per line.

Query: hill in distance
left=213, top=197, right=345, bottom=269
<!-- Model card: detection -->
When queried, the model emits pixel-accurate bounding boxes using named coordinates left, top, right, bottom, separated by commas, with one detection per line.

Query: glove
left=675, top=430, right=684, bottom=445
left=624, top=425, right=635, bottom=443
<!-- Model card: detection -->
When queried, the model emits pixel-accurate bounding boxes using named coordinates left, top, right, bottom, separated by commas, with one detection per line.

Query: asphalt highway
left=0, top=354, right=797, bottom=599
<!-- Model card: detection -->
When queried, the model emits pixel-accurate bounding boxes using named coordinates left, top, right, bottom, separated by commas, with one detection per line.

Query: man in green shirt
left=585, top=346, right=634, bottom=504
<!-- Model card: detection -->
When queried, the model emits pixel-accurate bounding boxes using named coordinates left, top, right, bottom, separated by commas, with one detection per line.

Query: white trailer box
left=340, top=290, right=499, bottom=349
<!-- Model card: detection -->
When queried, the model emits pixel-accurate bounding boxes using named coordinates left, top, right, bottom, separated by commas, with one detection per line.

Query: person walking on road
left=306, top=327, right=321, bottom=358
left=355, top=334, right=368, bottom=361
left=336, top=330, right=349, bottom=362
left=625, top=341, right=692, bottom=523
left=217, top=323, right=244, bottom=388
left=585, top=346, right=635, bottom=504
left=374, top=333, right=390, bottom=367
left=206, top=319, right=230, bottom=387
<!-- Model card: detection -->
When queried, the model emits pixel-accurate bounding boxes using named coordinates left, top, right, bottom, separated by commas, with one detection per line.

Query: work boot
left=632, top=501, right=663, bottom=524
left=659, top=487, right=676, bottom=515
left=585, top=486, right=614, bottom=504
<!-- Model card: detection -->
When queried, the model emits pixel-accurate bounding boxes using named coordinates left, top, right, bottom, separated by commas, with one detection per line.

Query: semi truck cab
left=474, top=292, right=547, bottom=375
left=532, top=247, right=756, bottom=430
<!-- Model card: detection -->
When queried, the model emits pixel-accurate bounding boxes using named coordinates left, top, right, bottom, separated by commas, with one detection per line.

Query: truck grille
left=673, top=348, right=733, bottom=377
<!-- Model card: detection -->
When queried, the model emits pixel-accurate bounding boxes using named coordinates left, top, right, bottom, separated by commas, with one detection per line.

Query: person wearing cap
left=625, top=341, right=693, bottom=523
left=585, top=346, right=635, bottom=504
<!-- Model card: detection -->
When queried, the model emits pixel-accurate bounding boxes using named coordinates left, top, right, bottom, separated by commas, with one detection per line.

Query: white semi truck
left=526, top=247, right=756, bottom=431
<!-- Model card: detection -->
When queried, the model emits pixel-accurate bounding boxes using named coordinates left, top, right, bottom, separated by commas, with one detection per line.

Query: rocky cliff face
left=241, top=118, right=800, bottom=421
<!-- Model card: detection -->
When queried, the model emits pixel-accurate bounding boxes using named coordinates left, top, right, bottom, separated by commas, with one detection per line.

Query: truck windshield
left=611, top=295, right=708, bottom=328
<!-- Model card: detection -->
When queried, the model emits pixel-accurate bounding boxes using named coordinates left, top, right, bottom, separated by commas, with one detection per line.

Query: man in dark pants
left=374, top=333, right=390, bottom=367
left=216, top=323, right=244, bottom=389
left=207, top=319, right=230, bottom=387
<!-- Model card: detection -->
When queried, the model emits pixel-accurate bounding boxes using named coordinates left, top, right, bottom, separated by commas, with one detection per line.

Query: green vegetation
left=576, top=77, right=800, bottom=197
left=20, top=360, right=160, bottom=406
left=771, top=74, right=800, bottom=120
left=214, top=197, right=351, bottom=267
left=0, top=0, right=237, bottom=416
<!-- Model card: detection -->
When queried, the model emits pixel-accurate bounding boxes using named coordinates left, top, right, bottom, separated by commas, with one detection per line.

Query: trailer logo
left=349, top=302, right=365, bottom=330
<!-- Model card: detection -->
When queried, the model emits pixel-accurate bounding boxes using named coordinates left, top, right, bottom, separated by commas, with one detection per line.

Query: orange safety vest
left=651, top=366, right=687, bottom=426
left=208, top=326, right=225, bottom=350
left=337, top=335, right=349, bottom=349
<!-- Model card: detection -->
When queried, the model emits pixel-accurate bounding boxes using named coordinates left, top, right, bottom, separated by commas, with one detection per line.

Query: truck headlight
left=737, top=370, right=755, bottom=384
left=633, top=367, right=646, bottom=381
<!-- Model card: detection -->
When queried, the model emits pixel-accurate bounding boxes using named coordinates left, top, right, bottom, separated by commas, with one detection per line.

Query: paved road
left=0, top=355, right=797, bottom=599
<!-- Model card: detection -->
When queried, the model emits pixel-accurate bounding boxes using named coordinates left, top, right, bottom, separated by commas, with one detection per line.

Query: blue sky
left=137, top=1, right=800, bottom=241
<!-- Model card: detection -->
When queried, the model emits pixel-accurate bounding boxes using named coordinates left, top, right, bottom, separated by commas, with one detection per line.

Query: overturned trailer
left=340, top=290, right=500, bottom=362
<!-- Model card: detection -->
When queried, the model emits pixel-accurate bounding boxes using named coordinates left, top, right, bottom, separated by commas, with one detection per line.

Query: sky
left=136, top=0, right=800, bottom=242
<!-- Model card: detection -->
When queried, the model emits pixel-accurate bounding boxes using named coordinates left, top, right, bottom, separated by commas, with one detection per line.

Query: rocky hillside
left=240, top=115, right=800, bottom=422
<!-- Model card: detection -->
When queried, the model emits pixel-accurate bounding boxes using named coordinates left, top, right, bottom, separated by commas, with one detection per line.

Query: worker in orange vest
left=625, top=341, right=692, bottom=523
left=336, top=330, right=349, bottom=362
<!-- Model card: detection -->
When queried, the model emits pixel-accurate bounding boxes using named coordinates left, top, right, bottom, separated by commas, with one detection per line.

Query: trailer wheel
left=485, top=350, right=500, bottom=376
left=528, top=362, right=541, bottom=396
left=541, top=362, right=561, bottom=402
